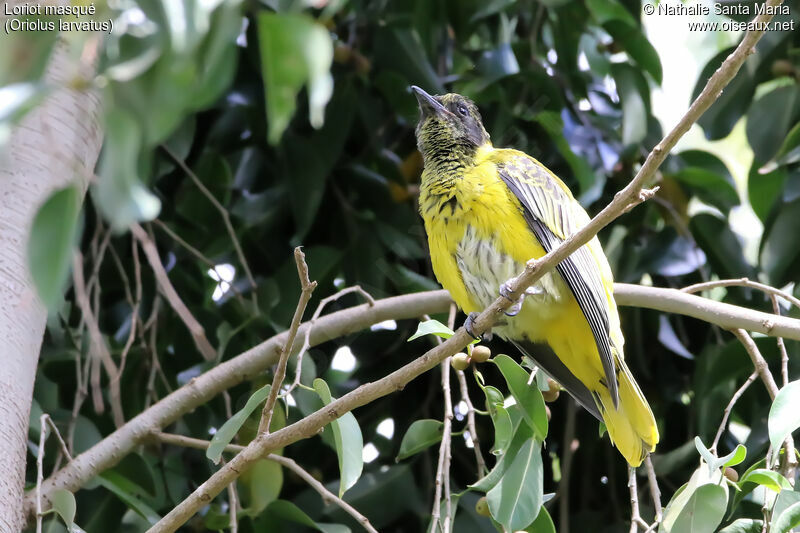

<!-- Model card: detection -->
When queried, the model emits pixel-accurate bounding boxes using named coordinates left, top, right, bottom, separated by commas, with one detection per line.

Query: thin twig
left=455, top=369, right=486, bottom=477
left=430, top=305, right=456, bottom=533
left=286, top=285, right=375, bottom=397
left=732, top=329, right=797, bottom=480
left=35, top=415, right=47, bottom=533
left=711, top=371, right=758, bottom=453
left=72, top=251, right=125, bottom=427
left=152, top=219, right=247, bottom=305
left=161, top=144, right=258, bottom=310
left=131, top=223, right=217, bottom=361
left=643, top=455, right=662, bottom=523
left=628, top=467, right=640, bottom=533
left=770, top=295, right=790, bottom=387
left=27, top=283, right=800, bottom=522
left=151, top=432, right=378, bottom=533
left=257, top=247, right=317, bottom=435
left=682, top=277, right=800, bottom=310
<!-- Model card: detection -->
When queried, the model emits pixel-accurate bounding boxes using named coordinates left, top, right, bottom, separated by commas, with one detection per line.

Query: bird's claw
left=500, top=281, right=543, bottom=317
left=464, top=312, right=482, bottom=341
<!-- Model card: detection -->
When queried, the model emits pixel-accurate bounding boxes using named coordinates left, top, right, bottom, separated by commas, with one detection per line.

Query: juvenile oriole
left=412, top=86, right=658, bottom=466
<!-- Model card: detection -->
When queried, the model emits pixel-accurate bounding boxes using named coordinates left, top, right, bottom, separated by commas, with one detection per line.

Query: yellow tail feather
left=595, top=362, right=659, bottom=467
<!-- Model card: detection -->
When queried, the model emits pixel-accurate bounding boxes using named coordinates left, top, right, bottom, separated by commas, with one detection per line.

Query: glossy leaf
left=493, top=355, right=548, bottom=439
left=768, top=380, right=800, bottom=463
left=207, top=384, right=270, bottom=464
left=525, top=506, right=556, bottom=533
left=737, top=469, right=791, bottom=492
left=314, top=378, right=364, bottom=497
left=96, top=471, right=161, bottom=524
left=718, top=519, right=763, bottom=533
left=746, top=85, right=800, bottom=164
left=668, top=483, right=728, bottom=533
left=50, top=489, right=79, bottom=532
left=28, top=185, right=81, bottom=310
left=772, top=491, right=800, bottom=533
left=612, top=63, right=648, bottom=146
left=396, top=419, right=444, bottom=460
left=486, top=439, right=543, bottom=532
left=257, top=13, right=333, bottom=144
left=407, top=319, right=454, bottom=342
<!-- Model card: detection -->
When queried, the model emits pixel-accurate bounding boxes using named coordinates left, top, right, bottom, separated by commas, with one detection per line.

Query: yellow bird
left=412, top=86, right=658, bottom=466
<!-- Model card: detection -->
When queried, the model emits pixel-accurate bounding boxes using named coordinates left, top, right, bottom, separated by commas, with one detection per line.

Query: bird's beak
left=412, top=86, right=447, bottom=118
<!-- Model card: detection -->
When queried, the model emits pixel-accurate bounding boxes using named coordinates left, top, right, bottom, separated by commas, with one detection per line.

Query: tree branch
left=152, top=432, right=378, bottom=533
left=257, top=247, right=317, bottom=435
left=131, top=223, right=217, bottom=361
left=24, top=282, right=800, bottom=522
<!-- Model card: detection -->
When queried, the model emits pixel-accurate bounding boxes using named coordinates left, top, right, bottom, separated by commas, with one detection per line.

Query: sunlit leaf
left=668, top=483, right=727, bottom=533
left=768, top=380, right=800, bottom=464
left=407, top=319, right=454, bottom=342
left=28, top=185, right=81, bottom=310
left=258, top=13, right=333, bottom=144
left=486, top=439, right=543, bottom=532
left=493, top=355, right=547, bottom=439
left=396, top=419, right=444, bottom=461
left=207, top=384, right=270, bottom=464
left=313, top=378, right=363, bottom=497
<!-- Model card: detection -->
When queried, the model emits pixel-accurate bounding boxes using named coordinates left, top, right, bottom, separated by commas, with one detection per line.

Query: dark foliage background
left=7, top=0, right=800, bottom=531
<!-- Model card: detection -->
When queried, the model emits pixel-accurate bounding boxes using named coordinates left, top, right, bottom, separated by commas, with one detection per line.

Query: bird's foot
left=464, top=312, right=482, bottom=341
left=499, top=281, right=543, bottom=316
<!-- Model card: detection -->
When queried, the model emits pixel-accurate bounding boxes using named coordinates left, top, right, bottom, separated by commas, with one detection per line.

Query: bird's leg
left=464, top=312, right=482, bottom=341
left=499, top=281, right=544, bottom=317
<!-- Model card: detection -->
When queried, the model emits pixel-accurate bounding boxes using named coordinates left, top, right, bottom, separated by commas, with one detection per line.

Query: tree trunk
left=0, top=38, right=103, bottom=531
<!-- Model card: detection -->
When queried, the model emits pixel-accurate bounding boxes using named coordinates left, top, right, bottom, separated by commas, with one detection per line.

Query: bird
left=411, top=86, right=658, bottom=466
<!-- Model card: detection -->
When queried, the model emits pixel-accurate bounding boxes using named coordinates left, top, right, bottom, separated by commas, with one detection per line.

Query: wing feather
left=499, top=156, right=619, bottom=407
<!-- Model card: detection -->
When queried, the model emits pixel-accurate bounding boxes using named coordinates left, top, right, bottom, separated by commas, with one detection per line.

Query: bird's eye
left=457, top=104, right=469, bottom=116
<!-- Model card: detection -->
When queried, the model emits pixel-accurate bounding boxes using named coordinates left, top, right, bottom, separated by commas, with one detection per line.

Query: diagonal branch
left=151, top=432, right=378, bottom=533
left=143, top=3, right=787, bottom=526
left=24, top=283, right=800, bottom=522
left=257, top=247, right=317, bottom=435
left=131, top=223, right=217, bottom=361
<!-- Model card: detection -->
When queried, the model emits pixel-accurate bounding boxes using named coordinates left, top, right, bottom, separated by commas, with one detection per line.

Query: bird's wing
left=497, top=154, right=619, bottom=407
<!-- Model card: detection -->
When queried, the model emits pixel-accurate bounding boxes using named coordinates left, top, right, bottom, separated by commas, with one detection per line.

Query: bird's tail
left=595, top=360, right=659, bottom=467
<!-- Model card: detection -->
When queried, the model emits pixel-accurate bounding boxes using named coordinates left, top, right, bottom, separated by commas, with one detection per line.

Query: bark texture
left=0, top=37, right=102, bottom=531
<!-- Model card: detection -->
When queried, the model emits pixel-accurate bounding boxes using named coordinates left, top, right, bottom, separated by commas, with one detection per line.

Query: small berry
left=475, top=496, right=491, bottom=517
left=545, top=405, right=552, bottom=421
left=471, top=345, right=492, bottom=363
left=724, top=467, right=739, bottom=483
left=451, top=353, right=470, bottom=371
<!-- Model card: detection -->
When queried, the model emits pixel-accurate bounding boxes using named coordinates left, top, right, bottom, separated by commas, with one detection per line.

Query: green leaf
left=737, top=469, right=791, bottom=492
left=262, top=499, right=351, bottom=533
left=493, top=355, right=548, bottom=439
left=96, top=109, right=161, bottom=229
left=692, top=48, right=755, bottom=140
left=669, top=153, right=739, bottom=213
left=239, top=459, right=283, bottom=514
left=470, top=407, right=534, bottom=492
left=396, top=419, right=444, bottom=460
left=605, top=21, right=662, bottom=84
left=718, top=519, right=763, bottom=533
left=694, top=437, right=746, bottom=473
left=668, top=483, right=728, bottom=533
left=28, top=185, right=81, bottom=310
left=760, top=121, right=800, bottom=173
left=407, top=319, right=455, bottom=342
left=746, top=85, right=800, bottom=164
left=689, top=213, right=754, bottom=280
left=313, top=378, right=364, bottom=497
left=768, top=380, right=800, bottom=463
left=207, top=384, right=270, bottom=464
left=760, top=199, right=800, bottom=286
left=525, top=506, right=556, bottom=533
left=50, top=489, right=78, bottom=532
left=486, top=439, right=543, bottom=532
left=257, top=13, right=333, bottom=144
left=96, top=471, right=161, bottom=524
left=772, top=491, right=800, bottom=533
left=489, top=404, right=513, bottom=456
left=586, top=0, right=637, bottom=26
left=612, top=63, right=648, bottom=146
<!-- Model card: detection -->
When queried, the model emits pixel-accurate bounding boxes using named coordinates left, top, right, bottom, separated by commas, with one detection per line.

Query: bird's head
left=412, top=86, right=490, bottom=167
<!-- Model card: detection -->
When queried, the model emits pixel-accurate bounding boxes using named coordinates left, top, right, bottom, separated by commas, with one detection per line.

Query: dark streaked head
left=411, top=86, right=490, bottom=166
